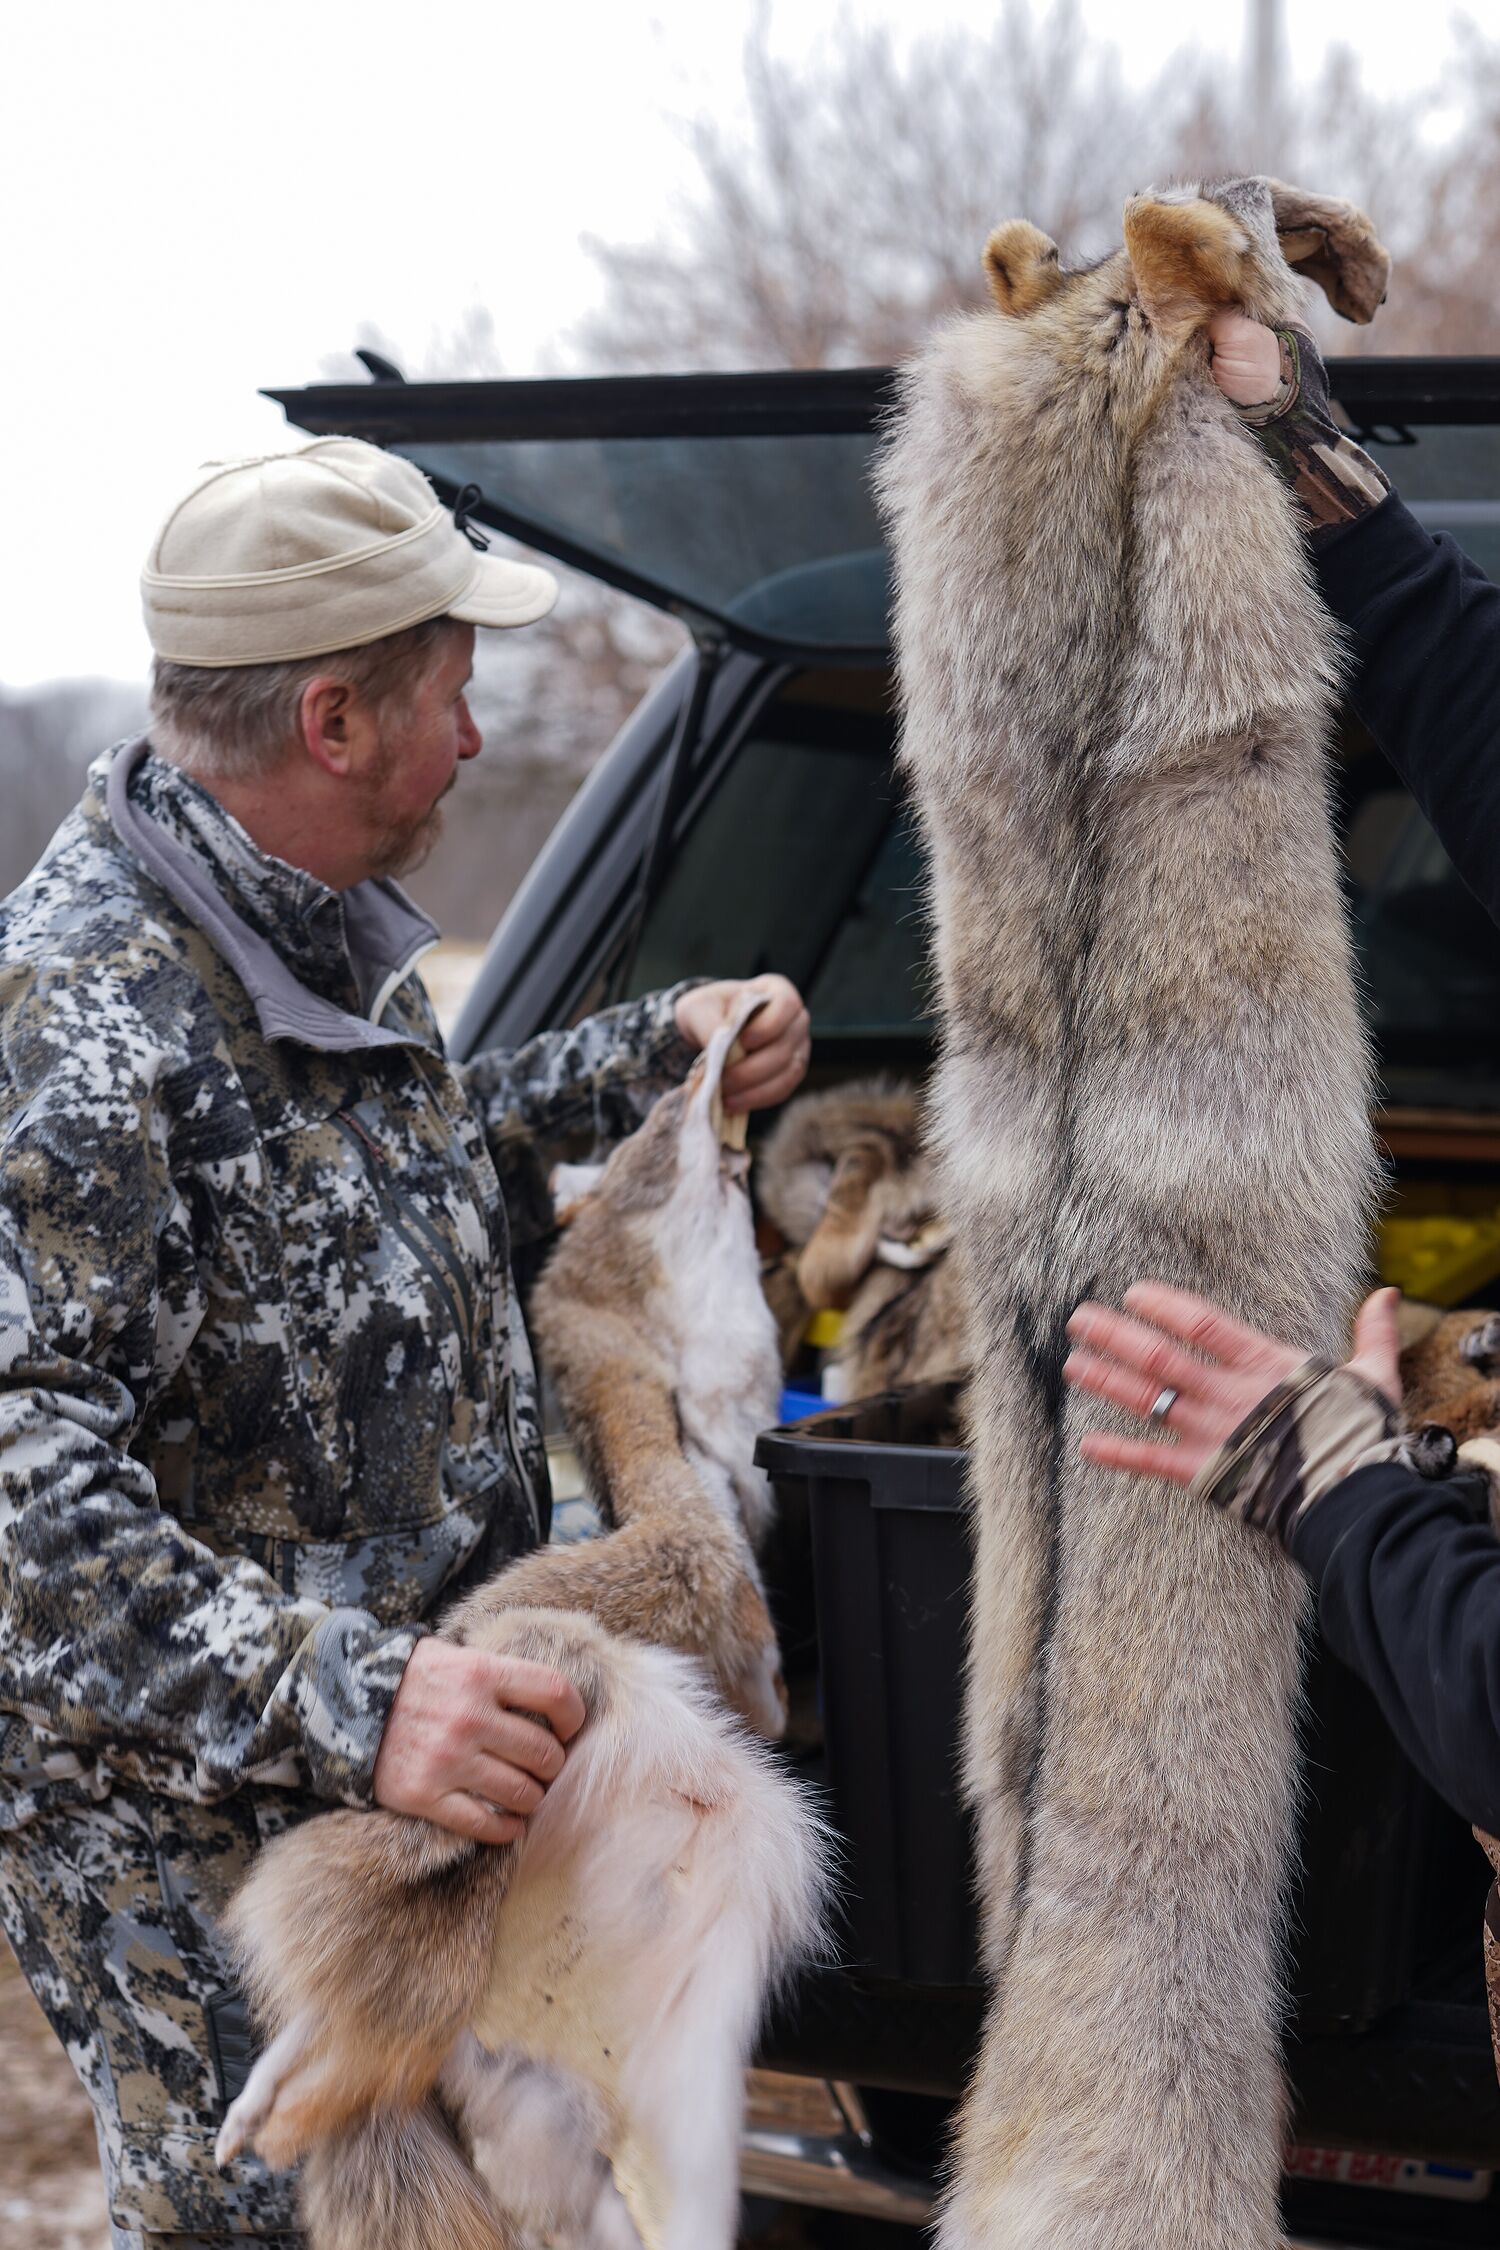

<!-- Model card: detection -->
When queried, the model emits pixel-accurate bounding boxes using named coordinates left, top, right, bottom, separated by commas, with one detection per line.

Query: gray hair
left=149, top=614, right=462, bottom=783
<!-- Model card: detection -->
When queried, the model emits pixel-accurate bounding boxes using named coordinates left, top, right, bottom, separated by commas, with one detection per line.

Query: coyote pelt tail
left=219, top=1610, right=827, bottom=2250
left=879, top=178, right=1387, bottom=2246
left=300, top=2105, right=517, bottom=2250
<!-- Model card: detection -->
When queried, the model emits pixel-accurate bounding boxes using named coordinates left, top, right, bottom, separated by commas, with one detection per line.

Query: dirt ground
left=0, top=1941, right=109, bottom=2250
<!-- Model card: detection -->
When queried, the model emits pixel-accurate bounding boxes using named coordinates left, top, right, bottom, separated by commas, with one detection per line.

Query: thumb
left=1350, top=1286, right=1403, bottom=1407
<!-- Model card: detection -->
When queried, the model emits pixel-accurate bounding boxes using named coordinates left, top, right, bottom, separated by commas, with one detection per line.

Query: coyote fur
left=1394, top=1300, right=1500, bottom=1508
left=215, top=994, right=825, bottom=2250
left=878, top=179, right=1389, bottom=2247
left=758, top=1078, right=966, bottom=1402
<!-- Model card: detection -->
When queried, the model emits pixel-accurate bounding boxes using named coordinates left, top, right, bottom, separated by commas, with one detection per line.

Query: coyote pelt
left=1396, top=1302, right=1500, bottom=1516
left=758, top=1078, right=966, bottom=1402
left=878, top=178, right=1389, bottom=2248
left=215, top=998, right=825, bottom=2250
left=486, top=998, right=789, bottom=1741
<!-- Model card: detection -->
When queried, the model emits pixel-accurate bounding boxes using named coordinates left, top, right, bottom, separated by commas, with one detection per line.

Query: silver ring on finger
left=1148, top=1386, right=1179, bottom=1426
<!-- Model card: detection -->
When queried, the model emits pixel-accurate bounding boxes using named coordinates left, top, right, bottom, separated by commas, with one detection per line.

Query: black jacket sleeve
left=1291, top=1462, right=1500, bottom=1833
left=1317, top=493, right=1500, bottom=932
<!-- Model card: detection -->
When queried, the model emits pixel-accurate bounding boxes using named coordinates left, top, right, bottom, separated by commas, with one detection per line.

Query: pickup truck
left=269, top=355, right=1500, bottom=2248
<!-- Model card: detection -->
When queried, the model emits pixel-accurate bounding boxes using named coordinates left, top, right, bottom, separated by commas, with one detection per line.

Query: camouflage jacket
left=0, top=738, right=697, bottom=1828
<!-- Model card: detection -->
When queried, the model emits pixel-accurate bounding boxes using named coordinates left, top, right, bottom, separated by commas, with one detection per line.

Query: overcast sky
left=1, top=0, right=1468, bottom=689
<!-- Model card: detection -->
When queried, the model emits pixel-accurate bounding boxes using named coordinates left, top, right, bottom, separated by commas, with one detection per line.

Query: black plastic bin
left=756, top=1381, right=1451, bottom=2030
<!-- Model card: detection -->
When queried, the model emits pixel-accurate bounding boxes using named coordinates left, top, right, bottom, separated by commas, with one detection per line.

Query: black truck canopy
left=265, top=358, right=1500, bottom=662
left=263, top=366, right=897, bottom=661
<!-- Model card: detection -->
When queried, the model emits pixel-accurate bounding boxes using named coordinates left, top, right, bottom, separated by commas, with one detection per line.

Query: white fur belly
left=656, top=1187, right=781, bottom=1528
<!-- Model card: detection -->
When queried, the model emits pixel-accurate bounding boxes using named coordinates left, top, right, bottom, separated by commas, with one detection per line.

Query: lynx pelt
left=878, top=178, right=1389, bottom=2248
left=216, top=995, right=825, bottom=2250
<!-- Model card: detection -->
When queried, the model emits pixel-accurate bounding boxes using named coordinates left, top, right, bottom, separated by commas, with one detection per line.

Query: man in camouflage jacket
left=0, top=438, right=811, bottom=2247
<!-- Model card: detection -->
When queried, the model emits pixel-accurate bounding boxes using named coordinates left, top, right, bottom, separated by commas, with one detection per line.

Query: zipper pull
left=336, top=1109, right=385, bottom=1164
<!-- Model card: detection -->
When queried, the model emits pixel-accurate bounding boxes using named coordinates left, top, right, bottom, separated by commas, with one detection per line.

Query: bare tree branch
left=577, top=4, right=1500, bottom=369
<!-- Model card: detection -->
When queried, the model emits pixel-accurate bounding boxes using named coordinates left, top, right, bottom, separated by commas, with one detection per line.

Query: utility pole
left=1247, top=0, right=1285, bottom=154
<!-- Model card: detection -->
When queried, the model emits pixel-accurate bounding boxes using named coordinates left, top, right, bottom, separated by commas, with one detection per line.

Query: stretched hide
left=878, top=176, right=1385, bottom=2247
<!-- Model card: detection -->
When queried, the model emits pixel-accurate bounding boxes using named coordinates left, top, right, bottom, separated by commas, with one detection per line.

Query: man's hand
left=674, top=974, right=811, bottom=1114
left=1062, top=1281, right=1403, bottom=1486
left=1207, top=309, right=1284, bottom=408
left=372, top=1637, right=585, bottom=1844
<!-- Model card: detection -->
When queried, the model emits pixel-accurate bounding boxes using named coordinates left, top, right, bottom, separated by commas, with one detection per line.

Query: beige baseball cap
left=141, top=436, right=559, bottom=668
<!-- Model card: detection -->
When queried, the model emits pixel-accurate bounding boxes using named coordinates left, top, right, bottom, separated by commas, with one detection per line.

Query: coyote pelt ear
left=1265, top=178, right=1391, bottom=323
left=983, top=221, right=1064, bottom=316
left=797, top=1144, right=897, bottom=1310
left=1122, top=192, right=1258, bottom=337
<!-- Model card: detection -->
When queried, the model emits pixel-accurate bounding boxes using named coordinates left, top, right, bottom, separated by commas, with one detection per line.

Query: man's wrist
left=275, top=1614, right=425, bottom=1807
left=1236, top=328, right=1393, bottom=543
left=1190, top=1360, right=1400, bottom=1550
left=1235, top=329, right=1303, bottom=429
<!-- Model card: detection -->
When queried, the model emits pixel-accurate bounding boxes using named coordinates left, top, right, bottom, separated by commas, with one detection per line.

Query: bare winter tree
left=578, top=3, right=1500, bottom=371
left=578, top=1, right=1153, bottom=371
left=1170, top=30, right=1500, bottom=355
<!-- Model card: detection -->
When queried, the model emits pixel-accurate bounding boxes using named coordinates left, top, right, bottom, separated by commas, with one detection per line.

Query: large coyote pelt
left=215, top=994, right=826, bottom=2250
left=876, top=179, right=1388, bottom=2248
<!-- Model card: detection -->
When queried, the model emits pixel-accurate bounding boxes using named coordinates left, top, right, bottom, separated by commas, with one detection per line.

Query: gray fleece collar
left=106, top=738, right=439, bottom=1053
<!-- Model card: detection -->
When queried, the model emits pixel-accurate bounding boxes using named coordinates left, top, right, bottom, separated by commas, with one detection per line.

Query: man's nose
left=458, top=697, right=483, bottom=760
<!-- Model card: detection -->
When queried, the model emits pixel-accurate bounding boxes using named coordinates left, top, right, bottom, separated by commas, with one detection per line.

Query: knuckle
left=524, top=1730, right=561, bottom=1780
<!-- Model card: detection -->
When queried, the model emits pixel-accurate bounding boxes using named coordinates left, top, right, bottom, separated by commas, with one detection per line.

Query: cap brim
left=449, top=551, right=560, bottom=629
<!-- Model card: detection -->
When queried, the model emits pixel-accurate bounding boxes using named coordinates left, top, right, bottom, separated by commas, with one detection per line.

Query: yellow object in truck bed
left=1377, top=1182, right=1500, bottom=1307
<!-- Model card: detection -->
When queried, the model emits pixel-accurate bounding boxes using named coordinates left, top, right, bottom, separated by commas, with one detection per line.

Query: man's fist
left=373, top=1637, right=585, bottom=1845
left=675, top=974, right=811, bottom=1114
left=1207, top=310, right=1284, bottom=408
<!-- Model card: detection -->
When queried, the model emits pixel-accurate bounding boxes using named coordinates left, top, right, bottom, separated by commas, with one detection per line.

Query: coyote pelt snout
left=217, top=997, right=826, bottom=2250
left=1397, top=1302, right=1500, bottom=1518
left=879, top=177, right=1387, bottom=2246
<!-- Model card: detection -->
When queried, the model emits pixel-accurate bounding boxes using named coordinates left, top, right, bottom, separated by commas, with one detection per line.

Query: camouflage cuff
left=635, top=977, right=710, bottom=1086
left=1238, top=328, right=1393, bottom=545
left=260, top=1611, right=423, bottom=1807
left=1235, top=329, right=1303, bottom=429
left=1190, top=1360, right=1400, bottom=1549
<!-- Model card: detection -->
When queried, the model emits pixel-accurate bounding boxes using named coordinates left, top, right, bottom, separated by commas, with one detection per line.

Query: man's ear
left=1264, top=179, right=1391, bottom=324
left=983, top=221, right=1065, bottom=316
left=1122, top=194, right=1255, bottom=339
left=298, top=674, right=370, bottom=779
